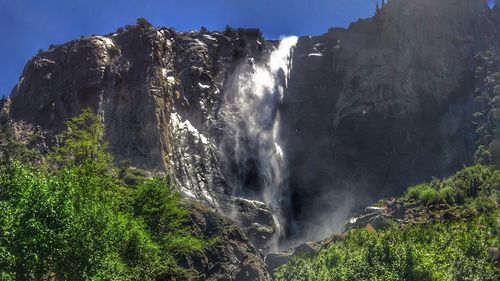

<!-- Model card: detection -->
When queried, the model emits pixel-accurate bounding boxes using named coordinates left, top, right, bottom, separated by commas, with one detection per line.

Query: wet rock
left=320, top=232, right=348, bottom=248
left=221, top=197, right=277, bottom=252
left=441, top=211, right=457, bottom=221
left=365, top=223, right=377, bottom=233
left=294, top=241, right=321, bottom=256
left=346, top=205, right=390, bottom=230
left=265, top=251, right=293, bottom=273
left=180, top=202, right=270, bottom=281
left=370, top=215, right=392, bottom=230
left=346, top=198, right=471, bottom=230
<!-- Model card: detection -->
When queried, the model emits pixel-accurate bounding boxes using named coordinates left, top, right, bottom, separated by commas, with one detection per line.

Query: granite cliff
left=1, top=0, right=499, bottom=268
left=281, top=0, right=500, bottom=241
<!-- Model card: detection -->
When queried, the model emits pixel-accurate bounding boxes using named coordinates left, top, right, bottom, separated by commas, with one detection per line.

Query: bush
left=136, top=17, right=153, bottom=29
left=419, top=187, right=442, bottom=206
left=405, top=165, right=498, bottom=207
left=406, top=184, right=442, bottom=206
left=439, top=186, right=461, bottom=204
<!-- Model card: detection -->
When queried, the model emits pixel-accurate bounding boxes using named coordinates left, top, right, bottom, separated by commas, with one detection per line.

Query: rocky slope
left=1, top=0, right=499, bottom=263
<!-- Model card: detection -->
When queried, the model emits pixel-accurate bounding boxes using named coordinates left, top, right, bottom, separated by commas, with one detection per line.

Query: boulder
left=346, top=205, right=390, bottom=230
left=320, top=232, right=348, bottom=248
left=178, top=202, right=270, bottom=281
left=294, top=241, right=321, bottom=256
left=265, top=251, right=293, bottom=273
left=222, top=197, right=277, bottom=252
left=265, top=241, right=321, bottom=274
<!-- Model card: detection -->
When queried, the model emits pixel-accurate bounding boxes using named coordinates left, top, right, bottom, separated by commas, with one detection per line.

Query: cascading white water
left=221, top=36, right=298, bottom=251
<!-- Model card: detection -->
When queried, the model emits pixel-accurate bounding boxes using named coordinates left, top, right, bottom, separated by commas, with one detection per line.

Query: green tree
left=0, top=110, right=205, bottom=280
left=49, top=108, right=111, bottom=171
left=136, top=17, right=153, bottom=29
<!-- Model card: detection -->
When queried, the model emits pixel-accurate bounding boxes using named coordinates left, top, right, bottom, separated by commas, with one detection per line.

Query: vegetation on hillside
left=275, top=165, right=499, bottom=281
left=403, top=165, right=498, bottom=211
left=0, top=109, right=205, bottom=281
left=472, top=50, right=499, bottom=167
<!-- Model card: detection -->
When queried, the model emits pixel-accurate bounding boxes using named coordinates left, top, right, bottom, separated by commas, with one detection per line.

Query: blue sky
left=0, top=1, right=389, bottom=96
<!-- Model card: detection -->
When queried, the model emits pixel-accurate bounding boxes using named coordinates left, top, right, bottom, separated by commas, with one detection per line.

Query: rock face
left=179, top=202, right=270, bottom=281
left=2, top=0, right=499, bottom=256
left=6, top=24, right=270, bottom=208
left=280, top=0, right=500, bottom=241
left=226, top=198, right=277, bottom=252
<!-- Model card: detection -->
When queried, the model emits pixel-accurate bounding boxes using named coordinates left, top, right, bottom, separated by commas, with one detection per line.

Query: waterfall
left=220, top=36, right=298, bottom=251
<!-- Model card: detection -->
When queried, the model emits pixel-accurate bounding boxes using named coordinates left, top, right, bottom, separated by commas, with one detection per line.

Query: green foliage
left=0, top=109, right=205, bottom=280
left=276, top=166, right=500, bottom=281
left=132, top=178, right=206, bottom=253
left=49, top=108, right=112, bottom=173
left=136, top=17, right=153, bottom=29
left=275, top=215, right=499, bottom=281
left=472, top=50, right=499, bottom=167
left=406, top=184, right=443, bottom=206
left=404, top=165, right=499, bottom=210
left=118, top=160, right=149, bottom=186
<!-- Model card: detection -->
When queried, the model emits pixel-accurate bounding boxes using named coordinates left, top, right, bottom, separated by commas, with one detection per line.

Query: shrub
left=136, top=17, right=153, bottom=29
left=419, top=187, right=442, bottom=206
left=439, top=186, right=461, bottom=204
left=405, top=165, right=498, bottom=207
left=119, top=160, right=149, bottom=186
left=406, top=184, right=442, bottom=206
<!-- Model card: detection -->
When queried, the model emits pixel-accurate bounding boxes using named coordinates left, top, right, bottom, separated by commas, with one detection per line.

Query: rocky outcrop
left=224, top=198, right=277, bottom=252
left=280, top=0, right=500, bottom=241
left=265, top=241, right=321, bottom=274
left=180, top=202, right=270, bottom=281
left=345, top=197, right=469, bottom=231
